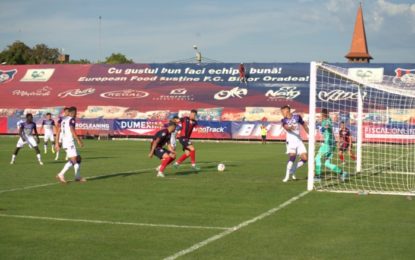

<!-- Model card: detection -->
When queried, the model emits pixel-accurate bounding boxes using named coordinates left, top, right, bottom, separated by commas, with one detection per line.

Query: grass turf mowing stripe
left=163, top=190, right=310, bottom=260
left=0, top=214, right=231, bottom=231
left=0, top=160, right=236, bottom=195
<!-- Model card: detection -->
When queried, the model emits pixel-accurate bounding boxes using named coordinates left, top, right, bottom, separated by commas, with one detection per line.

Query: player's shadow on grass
left=173, top=163, right=240, bottom=176
left=87, top=170, right=147, bottom=181
left=48, top=156, right=117, bottom=164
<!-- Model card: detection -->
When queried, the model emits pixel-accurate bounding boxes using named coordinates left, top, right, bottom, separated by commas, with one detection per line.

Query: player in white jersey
left=41, top=113, right=56, bottom=154
left=55, top=107, right=85, bottom=183
left=54, top=107, right=69, bottom=161
left=10, top=113, right=43, bottom=165
left=280, top=105, right=309, bottom=182
left=168, top=116, right=182, bottom=151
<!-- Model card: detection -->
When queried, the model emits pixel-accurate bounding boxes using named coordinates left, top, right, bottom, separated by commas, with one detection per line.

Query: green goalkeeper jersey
left=321, top=118, right=335, bottom=147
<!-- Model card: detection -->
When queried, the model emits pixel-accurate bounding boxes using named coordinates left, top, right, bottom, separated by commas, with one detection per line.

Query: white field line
left=0, top=213, right=230, bottom=231
left=0, top=168, right=154, bottom=194
left=164, top=190, right=310, bottom=260
left=0, top=182, right=58, bottom=194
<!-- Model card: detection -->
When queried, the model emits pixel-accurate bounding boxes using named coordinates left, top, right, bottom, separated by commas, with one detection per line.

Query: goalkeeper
left=315, top=109, right=348, bottom=182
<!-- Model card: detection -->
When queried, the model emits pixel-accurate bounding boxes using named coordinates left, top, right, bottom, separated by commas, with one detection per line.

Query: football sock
left=296, top=159, right=307, bottom=170
left=339, top=154, right=345, bottom=162
left=59, top=161, right=73, bottom=177
left=160, top=157, right=174, bottom=172
left=190, top=150, right=196, bottom=164
left=36, top=153, right=42, bottom=162
left=74, top=163, right=81, bottom=179
left=177, top=153, right=189, bottom=164
left=315, top=153, right=322, bottom=176
left=285, top=155, right=296, bottom=178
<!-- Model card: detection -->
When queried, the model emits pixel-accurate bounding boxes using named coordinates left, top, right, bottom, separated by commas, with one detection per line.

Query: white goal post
left=308, top=62, right=415, bottom=196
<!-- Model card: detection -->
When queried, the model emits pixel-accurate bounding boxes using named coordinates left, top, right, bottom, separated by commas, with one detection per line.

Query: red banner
left=0, top=117, right=7, bottom=133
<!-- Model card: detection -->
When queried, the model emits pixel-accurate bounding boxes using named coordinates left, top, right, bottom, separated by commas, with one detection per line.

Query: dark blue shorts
left=179, top=137, right=192, bottom=151
left=154, top=148, right=170, bottom=159
left=339, top=143, right=350, bottom=152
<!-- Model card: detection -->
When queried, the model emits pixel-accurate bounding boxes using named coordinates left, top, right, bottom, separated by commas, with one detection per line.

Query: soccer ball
left=217, top=163, right=225, bottom=172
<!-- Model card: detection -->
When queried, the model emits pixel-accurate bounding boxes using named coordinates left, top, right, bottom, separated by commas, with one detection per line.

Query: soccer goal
left=308, top=62, right=415, bottom=196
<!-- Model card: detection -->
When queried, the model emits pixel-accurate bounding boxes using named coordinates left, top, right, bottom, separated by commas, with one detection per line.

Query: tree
left=104, top=53, right=134, bottom=64
left=30, top=44, right=60, bottom=64
left=69, top=59, right=91, bottom=64
left=0, top=41, right=32, bottom=64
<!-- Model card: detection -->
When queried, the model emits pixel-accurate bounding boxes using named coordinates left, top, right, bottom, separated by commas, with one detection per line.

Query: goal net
left=308, top=62, right=415, bottom=196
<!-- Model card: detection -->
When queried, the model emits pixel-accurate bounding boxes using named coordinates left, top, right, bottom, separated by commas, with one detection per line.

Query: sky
left=1, top=0, right=415, bottom=63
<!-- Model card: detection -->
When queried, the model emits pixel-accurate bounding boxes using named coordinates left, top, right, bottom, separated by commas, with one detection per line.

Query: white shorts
left=63, top=143, right=78, bottom=158
left=44, top=132, right=55, bottom=142
left=16, top=136, right=37, bottom=148
left=286, top=140, right=307, bottom=155
left=170, top=136, right=177, bottom=150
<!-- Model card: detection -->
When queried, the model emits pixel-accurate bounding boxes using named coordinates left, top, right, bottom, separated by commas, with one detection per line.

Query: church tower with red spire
left=345, top=3, right=373, bottom=63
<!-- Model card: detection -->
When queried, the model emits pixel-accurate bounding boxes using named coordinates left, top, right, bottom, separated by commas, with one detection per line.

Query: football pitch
left=0, top=137, right=414, bottom=260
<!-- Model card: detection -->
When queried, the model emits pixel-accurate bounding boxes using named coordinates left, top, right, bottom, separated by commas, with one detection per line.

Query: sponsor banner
left=231, top=121, right=308, bottom=140
left=196, top=108, right=223, bottom=121
left=244, top=107, right=283, bottom=122
left=393, top=68, right=415, bottom=84
left=113, top=119, right=165, bottom=136
left=75, top=118, right=114, bottom=135
left=20, top=69, right=55, bottom=82
left=100, top=89, right=149, bottom=99
left=0, top=117, right=7, bottom=133
left=113, top=119, right=232, bottom=138
left=364, top=125, right=415, bottom=142
left=11, top=86, right=52, bottom=97
left=58, top=88, right=96, bottom=98
left=192, top=121, right=232, bottom=139
left=0, top=69, right=17, bottom=84
left=348, top=68, right=384, bottom=83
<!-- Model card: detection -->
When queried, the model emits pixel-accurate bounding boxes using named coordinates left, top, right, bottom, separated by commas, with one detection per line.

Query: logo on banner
left=0, top=69, right=17, bottom=84
left=12, top=86, right=52, bottom=97
left=348, top=68, right=384, bottom=83
left=20, top=69, right=55, bottom=82
left=100, top=89, right=149, bottom=99
left=58, top=88, right=96, bottom=98
left=77, top=122, right=110, bottom=131
left=170, top=88, right=187, bottom=95
left=393, top=68, right=415, bottom=84
left=265, top=86, right=301, bottom=100
left=214, top=87, right=247, bottom=100
left=318, top=89, right=367, bottom=102
left=194, top=126, right=227, bottom=133
left=153, top=88, right=194, bottom=101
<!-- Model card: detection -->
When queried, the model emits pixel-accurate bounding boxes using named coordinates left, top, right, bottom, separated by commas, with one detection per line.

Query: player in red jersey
left=173, top=109, right=200, bottom=171
left=149, top=122, right=177, bottom=177
left=338, top=121, right=357, bottom=163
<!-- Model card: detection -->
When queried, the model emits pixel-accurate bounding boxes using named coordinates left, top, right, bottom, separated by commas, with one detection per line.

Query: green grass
left=0, top=136, right=414, bottom=259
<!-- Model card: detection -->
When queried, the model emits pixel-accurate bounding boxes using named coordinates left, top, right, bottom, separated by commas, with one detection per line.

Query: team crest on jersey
left=0, top=69, right=17, bottom=84
left=393, top=68, right=415, bottom=84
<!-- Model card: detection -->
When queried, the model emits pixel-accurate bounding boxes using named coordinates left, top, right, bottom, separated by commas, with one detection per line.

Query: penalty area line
left=164, top=190, right=310, bottom=260
left=0, top=213, right=230, bottom=231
